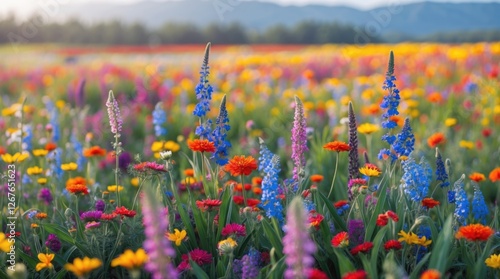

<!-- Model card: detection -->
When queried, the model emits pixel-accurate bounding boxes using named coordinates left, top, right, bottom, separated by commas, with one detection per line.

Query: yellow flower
left=27, top=166, right=43, bottom=176
left=111, top=248, right=148, bottom=270
left=0, top=232, right=12, bottom=253
left=459, top=140, right=474, bottom=149
left=485, top=254, right=500, bottom=269
left=61, top=162, right=78, bottom=171
left=151, top=141, right=164, bottom=152
left=414, top=236, right=432, bottom=247
left=359, top=165, right=381, bottom=177
left=164, top=141, right=180, bottom=152
left=33, top=149, right=49, bottom=157
left=130, top=177, right=139, bottom=187
left=107, top=185, right=124, bottom=192
left=166, top=229, right=187, bottom=246
left=357, top=123, right=380, bottom=135
left=37, top=178, right=48, bottom=185
left=398, top=231, right=419, bottom=245
left=31, top=223, right=39, bottom=229
left=36, top=253, right=55, bottom=271
left=1, top=152, right=29, bottom=163
left=444, top=118, right=457, bottom=127
left=218, top=237, right=238, bottom=255
left=65, top=257, right=102, bottom=277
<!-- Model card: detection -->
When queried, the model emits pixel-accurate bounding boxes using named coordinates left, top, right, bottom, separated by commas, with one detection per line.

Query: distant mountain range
left=57, top=1, right=500, bottom=38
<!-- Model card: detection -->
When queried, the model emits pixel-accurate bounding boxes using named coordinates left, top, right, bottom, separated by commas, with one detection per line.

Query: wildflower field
left=1, top=42, right=500, bottom=279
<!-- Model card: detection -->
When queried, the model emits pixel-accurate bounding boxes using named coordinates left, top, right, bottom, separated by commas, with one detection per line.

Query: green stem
left=114, top=135, right=121, bottom=207
left=327, top=152, right=340, bottom=199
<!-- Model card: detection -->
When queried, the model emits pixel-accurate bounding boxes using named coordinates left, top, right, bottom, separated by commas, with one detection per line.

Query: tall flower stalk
left=348, top=102, right=360, bottom=180
left=260, top=138, right=284, bottom=225
left=193, top=42, right=214, bottom=140
left=282, top=196, right=316, bottom=279
left=142, top=187, right=178, bottom=279
left=106, top=90, right=123, bottom=206
left=211, top=95, right=231, bottom=166
left=291, top=96, right=308, bottom=188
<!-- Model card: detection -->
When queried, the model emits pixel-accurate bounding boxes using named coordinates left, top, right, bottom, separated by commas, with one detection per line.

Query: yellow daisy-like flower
left=398, top=230, right=419, bottom=245
left=164, top=141, right=180, bottom=152
left=1, top=152, right=29, bottom=163
left=31, top=223, right=39, bottom=229
left=459, top=140, right=474, bottom=149
left=414, top=236, right=432, bottom=247
left=107, top=185, right=124, bottom=192
left=0, top=232, right=12, bottom=253
left=38, top=178, right=48, bottom=184
left=130, top=177, right=139, bottom=187
left=32, top=149, right=49, bottom=157
left=27, top=166, right=43, bottom=176
left=359, top=164, right=381, bottom=177
left=36, top=253, right=55, bottom=271
left=166, top=229, right=187, bottom=246
left=357, top=123, right=380, bottom=135
left=218, top=237, right=238, bottom=255
left=151, top=141, right=164, bottom=152
left=444, top=118, right=457, bottom=127
left=111, top=248, right=148, bottom=270
left=61, top=162, right=78, bottom=171
left=485, top=254, right=500, bottom=269
left=65, top=257, right=102, bottom=277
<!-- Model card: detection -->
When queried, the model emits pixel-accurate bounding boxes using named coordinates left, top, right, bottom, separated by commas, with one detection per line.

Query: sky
left=2, top=0, right=497, bottom=18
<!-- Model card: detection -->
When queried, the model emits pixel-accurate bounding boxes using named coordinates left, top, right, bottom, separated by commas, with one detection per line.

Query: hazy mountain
left=57, top=1, right=500, bottom=37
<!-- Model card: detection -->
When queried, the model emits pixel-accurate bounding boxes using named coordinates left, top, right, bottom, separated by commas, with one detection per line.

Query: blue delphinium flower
left=471, top=182, right=488, bottom=224
left=435, top=148, right=449, bottom=187
left=258, top=138, right=273, bottom=172
left=22, top=174, right=32, bottom=184
left=336, top=203, right=350, bottom=216
left=47, top=148, right=63, bottom=180
left=45, top=99, right=60, bottom=141
left=211, top=95, right=231, bottom=166
left=453, top=175, right=469, bottom=225
left=71, top=134, right=86, bottom=172
left=22, top=125, right=33, bottom=152
left=448, top=190, right=456, bottom=203
left=260, top=142, right=284, bottom=225
left=193, top=43, right=214, bottom=119
left=400, top=157, right=430, bottom=202
left=392, top=118, right=415, bottom=158
left=152, top=102, right=167, bottom=137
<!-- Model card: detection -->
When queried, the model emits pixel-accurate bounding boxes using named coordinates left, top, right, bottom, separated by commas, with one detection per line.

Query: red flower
left=334, top=200, right=349, bottom=208
left=331, top=231, right=349, bottom=248
left=308, top=211, right=324, bottom=229
left=221, top=223, right=246, bottom=237
left=420, top=269, right=441, bottom=279
left=342, top=270, right=367, bottom=279
left=310, top=174, right=324, bottom=183
left=384, top=239, right=402, bottom=251
left=100, top=213, right=117, bottom=221
left=386, top=210, right=399, bottom=222
left=45, top=142, right=57, bottom=152
left=247, top=198, right=260, bottom=207
left=422, top=198, right=440, bottom=209
left=133, top=162, right=167, bottom=173
left=188, top=139, right=216, bottom=153
left=224, top=155, right=258, bottom=176
left=376, top=214, right=389, bottom=226
left=182, top=248, right=212, bottom=266
left=309, top=268, right=329, bottom=279
left=114, top=206, right=136, bottom=218
left=350, top=242, right=373, bottom=255
left=482, top=128, right=492, bottom=138
left=427, top=133, right=446, bottom=148
left=233, top=196, right=244, bottom=205
left=323, top=141, right=351, bottom=152
left=489, top=167, right=500, bottom=183
left=196, top=199, right=222, bottom=212
left=469, top=172, right=486, bottom=182
left=455, top=224, right=494, bottom=241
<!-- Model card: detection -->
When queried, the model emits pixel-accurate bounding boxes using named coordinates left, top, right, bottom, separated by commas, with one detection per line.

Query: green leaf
left=409, top=252, right=431, bottom=279
left=261, top=219, right=283, bottom=258
left=360, top=253, right=376, bottom=279
left=43, top=223, right=91, bottom=256
left=371, top=226, right=388, bottom=275
left=316, top=191, right=347, bottom=231
left=190, top=260, right=210, bottom=279
left=333, top=249, right=355, bottom=276
left=428, top=215, right=453, bottom=274
left=365, top=178, right=389, bottom=241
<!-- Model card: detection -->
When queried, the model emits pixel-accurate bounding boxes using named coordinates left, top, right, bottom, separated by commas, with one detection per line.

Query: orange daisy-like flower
left=331, top=231, right=349, bottom=248
left=455, top=224, right=494, bottom=242
left=427, top=133, right=446, bottom=148
left=66, top=177, right=89, bottom=195
left=422, top=198, right=440, bottom=209
left=188, top=139, right=216, bottom=153
left=489, top=167, right=500, bottom=182
left=310, top=174, right=324, bottom=183
left=469, top=172, right=485, bottom=182
left=83, top=146, right=107, bottom=157
left=224, top=155, right=258, bottom=176
left=196, top=199, right=222, bottom=212
left=45, top=142, right=57, bottom=152
left=420, top=269, right=441, bottom=279
left=427, top=92, right=443, bottom=103
left=184, top=168, right=195, bottom=177
left=323, top=141, right=351, bottom=152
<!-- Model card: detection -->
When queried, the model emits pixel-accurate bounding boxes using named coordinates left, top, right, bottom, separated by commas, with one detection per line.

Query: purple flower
left=348, top=219, right=365, bottom=247
left=85, top=221, right=101, bottom=230
left=348, top=102, right=360, bottom=180
left=45, top=234, right=61, bottom=253
left=95, top=200, right=105, bottom=212
left=106, top=90, right=122, bottom=136
left=291, top=96, right=308, bottom=185
left=80, top=211, right=103, bottom=222
left=38, top=188, right=53, bottom=205
left=282, top=197, right=316, bottom=279
left=142, top=188, right=178, bottom=279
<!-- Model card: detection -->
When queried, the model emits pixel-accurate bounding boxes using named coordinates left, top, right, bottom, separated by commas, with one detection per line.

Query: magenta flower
left=221, top=223, right=246, bottom=238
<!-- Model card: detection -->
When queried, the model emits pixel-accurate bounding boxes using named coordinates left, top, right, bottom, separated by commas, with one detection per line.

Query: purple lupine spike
left=283, top=196, right=316, bottom=279
left=106, top=90, right=122, bottom=136
left=291, top=96, right=308, bottom=185
left=348, top=102, right=360, bottom=180
left=142, top=188, right=178, bottom=279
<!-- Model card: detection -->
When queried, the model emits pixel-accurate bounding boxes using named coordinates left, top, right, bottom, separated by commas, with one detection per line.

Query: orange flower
left=362, top=104, right=380, bottom=115
left=66, top=177, right=89, bottom=195
left=45, top=142, right=57, bottom=152
left=389, top=115, right=404, bottom=126
left=253, top=187, right=262, bottom=195
left=420, top=269, right=441, bottom=279
left=427, top=92, right=443, bottom=103
left=252, top=177, right=263, bottom=185
left=455, top=224, right=494, bottom=241
left=184, top=168, right=195, bottom=177
left=83, top=146, right=106, bottom=157
left=422, top=198, right=440, bottom=209
left=310, top=174, right=324, bottom=183
left=427, top=133, right=446, bottom=148
left=36, top=212, right=48, bottom=220
left=188, top=139, right=216, bottom=153
left=489, top=167, right=500, bottom=182
left=469, top=172, right=485, bottom=182
left=323, top=141, right=350, bottom=152
left=224, top=155, right=257, bottom=176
